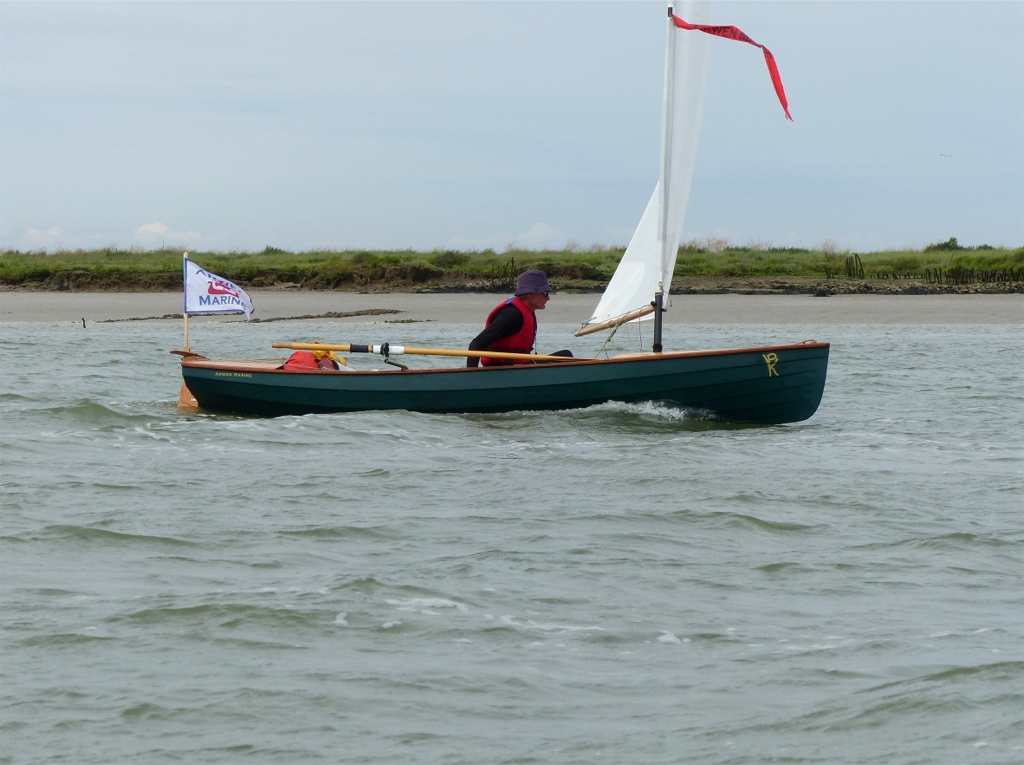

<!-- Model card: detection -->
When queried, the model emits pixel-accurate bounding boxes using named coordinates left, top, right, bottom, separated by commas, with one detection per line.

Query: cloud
left=24, top=225, right=67, bottom=244
left=135, top=222, right=170, bottom=236
left=12, top=226, right=106, bottom=251
left=133, top=222, right=202, bottom=243
left=513, top=223, right=569, bottom=250
left=2, top=223, right=209, bottom=252
left=445, top=222, right=572, bottom=253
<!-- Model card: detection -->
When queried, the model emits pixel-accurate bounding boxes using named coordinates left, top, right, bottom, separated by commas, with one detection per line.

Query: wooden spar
left=271, top=342, right=577, bottom=363
left=183, top=252, right=190, bottom=350
left=574, top=304, right=655, bottom=338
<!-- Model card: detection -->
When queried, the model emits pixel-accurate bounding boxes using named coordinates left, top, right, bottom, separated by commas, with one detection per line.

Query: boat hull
left=180, top=343, right=829, bottom=424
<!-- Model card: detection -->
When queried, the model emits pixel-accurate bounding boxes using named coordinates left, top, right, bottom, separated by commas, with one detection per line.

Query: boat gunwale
left=180, top=342, right=830, bottom=376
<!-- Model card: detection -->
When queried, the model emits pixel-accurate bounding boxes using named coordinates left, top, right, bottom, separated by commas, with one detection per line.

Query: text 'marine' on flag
left=672, top=15, right=792, bottom=121
left=184, top=257, right=255, bottom=322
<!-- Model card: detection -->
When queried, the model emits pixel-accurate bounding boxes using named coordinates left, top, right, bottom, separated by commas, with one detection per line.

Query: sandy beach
left=1, top=290, right=1021, bottom=325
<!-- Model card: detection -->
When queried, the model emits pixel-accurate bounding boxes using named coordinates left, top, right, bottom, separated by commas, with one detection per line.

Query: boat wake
left=585, top=400, right=713, bottom=421
left=570, top=401, right=767, bottom=431
left=464, top=399, right=764, bottom=432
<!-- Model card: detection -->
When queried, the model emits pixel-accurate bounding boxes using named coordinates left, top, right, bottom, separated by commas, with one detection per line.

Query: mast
left=654, top=5, right=677, bottom=353
left=576, top=1, right=709, bottom=341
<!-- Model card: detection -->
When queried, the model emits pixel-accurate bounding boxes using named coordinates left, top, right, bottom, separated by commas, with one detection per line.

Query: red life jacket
left=481, top=296, right=537, bottom=366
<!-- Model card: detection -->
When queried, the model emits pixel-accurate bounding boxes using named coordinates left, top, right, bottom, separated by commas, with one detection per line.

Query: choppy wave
left=109, top=602, right=329, bottom=631
left=8, top=525, right=196, bottom=548
left=1, top=321, right=1021, bottom=764
left=33, top=399, right=168, bottom=427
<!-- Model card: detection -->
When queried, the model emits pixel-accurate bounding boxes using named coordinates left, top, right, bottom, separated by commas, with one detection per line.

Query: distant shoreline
left=2, top=274, right=1022, bottom=297
left=2, top=291, right=1021, bottom=325
left=2, top=244, right=1022, bottom=296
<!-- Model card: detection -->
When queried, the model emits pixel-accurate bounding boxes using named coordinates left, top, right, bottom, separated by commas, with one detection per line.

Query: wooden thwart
left=271, top=342, right=577, bottom=364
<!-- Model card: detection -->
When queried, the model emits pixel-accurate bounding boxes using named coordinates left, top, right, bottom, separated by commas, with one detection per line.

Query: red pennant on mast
left=672, top=15, right=793, bottom=121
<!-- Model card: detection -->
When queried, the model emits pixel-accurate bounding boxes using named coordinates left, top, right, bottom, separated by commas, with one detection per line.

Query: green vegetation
left=672, top=239, right=1022, bottom=280
left=1, top=240, right=1021, bottom=291
left=0, top=245, right=626, bottom=290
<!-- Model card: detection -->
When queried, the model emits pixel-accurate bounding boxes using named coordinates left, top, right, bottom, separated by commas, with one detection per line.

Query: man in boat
left=467, top=270, right=572, bottom=367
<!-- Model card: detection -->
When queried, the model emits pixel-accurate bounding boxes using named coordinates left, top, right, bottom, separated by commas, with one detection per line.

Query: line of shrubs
left=2, top=242, right=1021, bottom=287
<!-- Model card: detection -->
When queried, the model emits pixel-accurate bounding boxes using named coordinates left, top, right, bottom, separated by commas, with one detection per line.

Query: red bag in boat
left=282, top=351, right=319, bottom=371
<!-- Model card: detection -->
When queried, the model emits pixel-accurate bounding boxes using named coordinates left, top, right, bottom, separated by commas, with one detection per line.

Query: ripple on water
left=9, top=525, right=196, bottom=548
left=1, top=321, right=1021, bottom=764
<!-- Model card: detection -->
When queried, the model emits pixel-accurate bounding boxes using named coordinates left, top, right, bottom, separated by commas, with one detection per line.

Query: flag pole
left=183, top=252, right=190, bottom=350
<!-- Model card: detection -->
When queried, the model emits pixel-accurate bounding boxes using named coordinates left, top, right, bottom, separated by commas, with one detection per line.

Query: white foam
left=658, top=631, right=682, bottom=644
left=784, top=643, right=839, bottom=653
left=531, top=622, right=603, bottom=632
left=334, top=612, right=348, bottom=626
left=386, top=597, right=468, bottom=613
left=381, top=621, right=400, bottom=629
left=498, top=614, right=603, bottom=633
left=589, top=400, right=696, bottom=422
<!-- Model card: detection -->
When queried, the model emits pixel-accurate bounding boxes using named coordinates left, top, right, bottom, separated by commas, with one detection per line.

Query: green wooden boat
left=176, top=8, right=828, bottom=424
left=178, top=342, right=828, bottom=423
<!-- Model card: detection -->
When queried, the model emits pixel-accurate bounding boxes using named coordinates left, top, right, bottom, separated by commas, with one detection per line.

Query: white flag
left=183, top=257, right=254, bottom=321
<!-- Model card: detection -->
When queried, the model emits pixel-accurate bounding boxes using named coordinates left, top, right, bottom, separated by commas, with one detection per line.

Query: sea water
left=1, top=319, right=1021, bottom=764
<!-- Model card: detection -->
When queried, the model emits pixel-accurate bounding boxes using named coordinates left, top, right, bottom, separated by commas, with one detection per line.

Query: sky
left=1, top=1, right=1021, bottom=254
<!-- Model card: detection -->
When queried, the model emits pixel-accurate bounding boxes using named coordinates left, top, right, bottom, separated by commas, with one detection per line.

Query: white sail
left=578, top=1, right=711, bottom=336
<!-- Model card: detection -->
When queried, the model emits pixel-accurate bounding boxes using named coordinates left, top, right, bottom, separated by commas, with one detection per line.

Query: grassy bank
left=2, top=239, right=1021, bottom=293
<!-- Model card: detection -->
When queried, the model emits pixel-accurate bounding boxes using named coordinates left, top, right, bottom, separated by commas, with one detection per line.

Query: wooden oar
left=271, top=341, right=577, bottom=364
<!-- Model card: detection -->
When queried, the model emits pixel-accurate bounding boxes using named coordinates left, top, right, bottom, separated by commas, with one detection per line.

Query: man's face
left=521, top=292, right=550, bottom=311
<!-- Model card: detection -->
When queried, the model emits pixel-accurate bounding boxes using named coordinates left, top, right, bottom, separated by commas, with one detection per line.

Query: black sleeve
left=466, top=304, right=524, bottom=367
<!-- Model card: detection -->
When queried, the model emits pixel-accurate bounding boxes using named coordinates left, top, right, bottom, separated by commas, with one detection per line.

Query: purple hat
left=514, top=270, right=555, bottom=296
